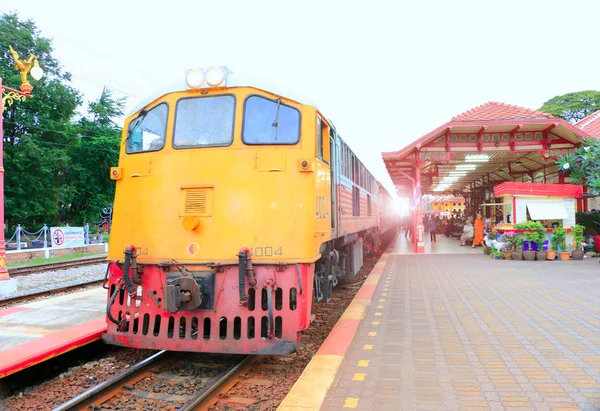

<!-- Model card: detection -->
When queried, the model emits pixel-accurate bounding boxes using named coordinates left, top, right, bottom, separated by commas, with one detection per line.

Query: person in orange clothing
left=472, top=213, right=484, bottom=248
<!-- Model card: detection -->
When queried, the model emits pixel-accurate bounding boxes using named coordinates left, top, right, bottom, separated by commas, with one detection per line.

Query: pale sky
left=2, top=0, right=600, bottom=206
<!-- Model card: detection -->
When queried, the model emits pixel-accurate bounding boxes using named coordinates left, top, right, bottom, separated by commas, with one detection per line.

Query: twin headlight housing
left=185, top=66, right=231, bottom=89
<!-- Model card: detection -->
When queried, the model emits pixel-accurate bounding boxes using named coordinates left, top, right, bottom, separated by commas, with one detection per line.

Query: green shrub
left=575, top=212, right=600, bottom=234
left=551, top=227, right=566, bottom=252
left=572, top=224, right=585, bottom=250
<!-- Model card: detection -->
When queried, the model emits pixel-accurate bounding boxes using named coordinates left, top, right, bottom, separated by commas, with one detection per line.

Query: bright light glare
left=186, top=69, right=205, bottom=88
left=465, top=154, right=489, bottom=162
left=456, top=164, right=477, bottom=170
left=205, top=67, right=225, bottom=86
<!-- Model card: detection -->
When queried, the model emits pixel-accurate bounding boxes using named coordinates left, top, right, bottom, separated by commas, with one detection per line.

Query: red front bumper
left=103, top=262, right=314, bottom=354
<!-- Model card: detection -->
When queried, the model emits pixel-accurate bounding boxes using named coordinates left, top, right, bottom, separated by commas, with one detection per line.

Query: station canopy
left=382, top=102, right=592, bottom=198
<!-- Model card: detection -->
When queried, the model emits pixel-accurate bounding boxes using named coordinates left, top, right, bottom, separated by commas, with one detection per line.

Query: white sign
left=50, top=227, right=85, bottom=248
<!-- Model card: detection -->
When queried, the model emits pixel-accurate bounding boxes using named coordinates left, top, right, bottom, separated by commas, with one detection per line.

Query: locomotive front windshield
left=173, top=95, right=235, bottom=147
left=125, top=103, right=169, bottom=154
left=125, top=93, right=301, bottom=154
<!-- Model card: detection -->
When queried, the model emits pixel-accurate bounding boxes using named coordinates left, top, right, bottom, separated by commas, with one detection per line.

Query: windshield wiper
left=123, top=109, right=148, bottom=146
left=271, top=99, right=281, bottom=141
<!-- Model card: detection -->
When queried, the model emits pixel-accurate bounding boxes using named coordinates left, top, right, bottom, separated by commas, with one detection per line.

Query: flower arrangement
left=499, top=232, right=519, bottom=251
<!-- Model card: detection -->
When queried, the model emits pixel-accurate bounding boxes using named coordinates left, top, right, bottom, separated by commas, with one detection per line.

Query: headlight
left=205, top=67, right=225, bottom=87
left=186, top=69, right=205, bottom=88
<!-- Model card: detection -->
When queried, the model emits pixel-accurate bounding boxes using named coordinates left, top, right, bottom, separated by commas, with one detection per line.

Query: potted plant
left=548, top=231, right=558, bottom=260
left=572, top=224, right=585, bottom=260
left=533, top=221, right=548, bottom=261
left=499, top=232, right=517, bottom=260
left=552, top=227, right=570, bottom=260
left=516, top=221, right=538, bottom=261
left=512, top=235, right=524, bottom=260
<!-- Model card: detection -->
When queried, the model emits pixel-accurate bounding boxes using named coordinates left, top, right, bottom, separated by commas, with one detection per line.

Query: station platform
left=0, top=287, right=107, bottom=378
left=280, top=235, right=600, bottom=411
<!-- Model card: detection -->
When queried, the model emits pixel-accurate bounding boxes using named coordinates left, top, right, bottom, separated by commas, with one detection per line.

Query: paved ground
left=322, top=251, right=600, bottom=411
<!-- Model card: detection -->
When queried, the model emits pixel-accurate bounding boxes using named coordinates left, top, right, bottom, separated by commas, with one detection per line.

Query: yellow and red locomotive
left=103, top=67, right=398, bottom=354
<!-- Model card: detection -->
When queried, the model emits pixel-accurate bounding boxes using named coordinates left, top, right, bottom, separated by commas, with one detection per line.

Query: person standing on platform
left=472, top=213, right=484, bottom=247
left=429, top=216, right=438, bottom=242
left=405, top=214, right=413, bottom=239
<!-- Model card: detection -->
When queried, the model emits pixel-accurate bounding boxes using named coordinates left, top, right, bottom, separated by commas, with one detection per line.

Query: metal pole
left=0, top=77, right=16, bottom=294
left=16, top=224, right=21, bottom=250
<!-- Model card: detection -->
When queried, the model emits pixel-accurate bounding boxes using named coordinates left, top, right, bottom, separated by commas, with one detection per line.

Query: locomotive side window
left=126, top=103, right=169, bottom=154
left=316, top=117, right=323, bottom=158
left=173, top=95, right=235, bottom=148
left=242, top=96, right=300, bottom=145
left=316, top=116, right=330, bottom=164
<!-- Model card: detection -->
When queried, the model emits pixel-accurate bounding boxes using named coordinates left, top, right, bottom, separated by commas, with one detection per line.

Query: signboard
left=50, top=227, right=85, bottom=248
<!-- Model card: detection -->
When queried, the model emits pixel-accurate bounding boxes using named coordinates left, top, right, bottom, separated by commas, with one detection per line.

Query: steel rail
left=9, top=256, right=107, bottom=277
left=51, top=350, right=168, bottom=411
left=52, top=352, right=253, bottom=411
left=0, top=280, right=104, bottom=305
left=179, top=355, right=255, bottom=410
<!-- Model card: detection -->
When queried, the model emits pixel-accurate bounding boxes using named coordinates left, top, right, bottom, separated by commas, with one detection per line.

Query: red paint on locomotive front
left=103, top=262, right=314, bottom=354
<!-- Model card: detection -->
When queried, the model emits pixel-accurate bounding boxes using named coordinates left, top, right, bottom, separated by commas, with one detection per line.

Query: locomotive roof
left=128, top=72, right=318, bottom=116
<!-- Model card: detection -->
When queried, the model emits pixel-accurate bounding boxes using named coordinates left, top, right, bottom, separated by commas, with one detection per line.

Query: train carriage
left=103, top=67, right=397, bottom=354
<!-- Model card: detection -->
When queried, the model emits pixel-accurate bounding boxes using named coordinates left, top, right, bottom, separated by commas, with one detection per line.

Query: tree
left=1, top=13, right=81, bottom=230
left=556, top=138, right=600, bottom=195
left=1, top=13, right=125, bottom=231
left=539, top=91, right=600, bottom=123
left=63, top=88, right=125, bottom=224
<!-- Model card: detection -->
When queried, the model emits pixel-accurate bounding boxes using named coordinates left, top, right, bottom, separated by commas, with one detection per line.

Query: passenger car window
left=242, top=96, right=300, bottom=145
left=126, top=104, right=169, bottom=154
left=174, top=95, right=235, bottom=148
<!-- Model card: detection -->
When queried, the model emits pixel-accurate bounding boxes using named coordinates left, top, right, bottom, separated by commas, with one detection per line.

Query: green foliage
left=514, top=235, right=524, bottom=251
left=575, top=212, right=600, bottom=233
left=556, top=138, right=600, bottom=195
left=539, top=90, right=600, bottom=123
left=1, top=13, right=124, bottom=229
left=514, top=221, right=546, bottom=248
left=550, top=227, right=566, bottom=252
left=572, top=224, right=585, bottom=250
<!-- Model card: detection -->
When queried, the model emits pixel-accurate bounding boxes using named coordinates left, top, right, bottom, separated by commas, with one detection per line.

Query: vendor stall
left=493, top=182, right=582, bottom=229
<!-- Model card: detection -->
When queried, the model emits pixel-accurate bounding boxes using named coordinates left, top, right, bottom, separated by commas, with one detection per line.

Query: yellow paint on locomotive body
left=108, top=87, right=332, bottom=264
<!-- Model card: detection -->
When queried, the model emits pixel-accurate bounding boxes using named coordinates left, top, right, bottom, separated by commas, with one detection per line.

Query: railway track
left=8, top=256, right=107, bottom=277
left=53, top=351, right=257, bottom=411
left=0, top=279, right=104, bottom=306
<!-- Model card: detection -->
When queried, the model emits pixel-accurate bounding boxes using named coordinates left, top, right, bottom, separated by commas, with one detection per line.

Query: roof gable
left=575, top=110, right=600, bottom=138
left=451, top=101, right=554, bottom=122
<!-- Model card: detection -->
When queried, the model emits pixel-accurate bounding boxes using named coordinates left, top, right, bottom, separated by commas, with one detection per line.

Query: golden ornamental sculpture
left=1, top=45, right=44, bottom=112
left=8, top=45, right=43, bottom=93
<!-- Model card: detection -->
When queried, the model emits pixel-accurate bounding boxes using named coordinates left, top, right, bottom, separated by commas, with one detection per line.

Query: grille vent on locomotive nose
left=185, top=188, right=208, bottom=214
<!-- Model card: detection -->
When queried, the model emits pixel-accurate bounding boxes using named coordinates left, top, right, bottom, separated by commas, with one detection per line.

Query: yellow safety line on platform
left=277, top=355, right=343, bottom=411
left=277, top=234, right=397, bottom=411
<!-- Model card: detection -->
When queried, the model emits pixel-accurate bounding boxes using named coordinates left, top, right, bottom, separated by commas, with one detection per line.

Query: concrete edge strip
left=0, top=317, right=106, bottom=378
left=277, top=234, right=397, bottom=411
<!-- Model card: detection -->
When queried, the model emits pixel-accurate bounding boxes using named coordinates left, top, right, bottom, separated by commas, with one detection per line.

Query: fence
left=5, top=223, right=103, bottom=251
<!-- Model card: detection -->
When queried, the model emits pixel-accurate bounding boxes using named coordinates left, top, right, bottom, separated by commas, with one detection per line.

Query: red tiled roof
left=451, top=101, right=555, bottom=122
left=575, top=110, right=600, bottom=138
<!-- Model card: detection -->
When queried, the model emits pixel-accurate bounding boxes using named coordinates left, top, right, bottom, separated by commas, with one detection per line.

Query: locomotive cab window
left=174, top=95, right=235, bottom=148
left=126, top=103, right=169, bottom=154
left=242, top=96, right=300, bottom=145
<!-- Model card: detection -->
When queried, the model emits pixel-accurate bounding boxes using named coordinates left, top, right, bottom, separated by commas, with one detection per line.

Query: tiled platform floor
left=393, top=232, right=481, bottom=255
left=322, top=252, right=600, bottom=410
